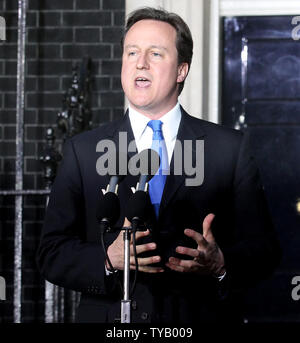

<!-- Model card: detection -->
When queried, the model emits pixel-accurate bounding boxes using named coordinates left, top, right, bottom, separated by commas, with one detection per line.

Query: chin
left=130, top=99, right=152, bottom=110
left=131, top=104, right=151, bottom=112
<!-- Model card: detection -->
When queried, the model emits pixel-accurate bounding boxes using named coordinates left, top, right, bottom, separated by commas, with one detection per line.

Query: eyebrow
left=124, top=44, right=168, bottom=51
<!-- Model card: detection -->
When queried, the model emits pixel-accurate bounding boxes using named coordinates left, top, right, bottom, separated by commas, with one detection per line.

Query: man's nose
left=136, top=53, right=149, bottom=69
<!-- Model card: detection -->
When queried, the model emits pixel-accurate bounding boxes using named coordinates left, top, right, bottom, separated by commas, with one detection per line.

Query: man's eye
left=128, top=51, right=136, bottom=56
left=152, top=52, right=161, bottom=57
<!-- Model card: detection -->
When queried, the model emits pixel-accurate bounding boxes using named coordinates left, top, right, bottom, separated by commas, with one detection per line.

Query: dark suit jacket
left=36, top=108, right=281, bottom=323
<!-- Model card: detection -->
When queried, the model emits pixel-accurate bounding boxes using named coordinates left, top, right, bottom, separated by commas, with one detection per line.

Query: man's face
left=121, top=19, right=188, bottom=117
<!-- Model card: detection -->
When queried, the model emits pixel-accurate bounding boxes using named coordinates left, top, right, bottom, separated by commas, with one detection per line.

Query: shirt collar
left=128, top=102, right=182, bottom=141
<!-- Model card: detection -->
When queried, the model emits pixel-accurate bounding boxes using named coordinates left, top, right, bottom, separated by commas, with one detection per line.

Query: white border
left=220, top=0, right=300, bottom=17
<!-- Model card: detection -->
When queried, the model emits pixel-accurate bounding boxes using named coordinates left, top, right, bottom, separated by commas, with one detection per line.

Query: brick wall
left=0, top=0, right=125, bottom=322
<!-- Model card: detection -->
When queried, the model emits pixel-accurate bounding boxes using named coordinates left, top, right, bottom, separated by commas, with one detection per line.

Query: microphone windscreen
left=125, top=190, right=152, bottom=222
left=96, top=192, right=120, bottom=225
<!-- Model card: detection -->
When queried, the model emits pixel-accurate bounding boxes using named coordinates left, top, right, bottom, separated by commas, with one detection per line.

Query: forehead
left=124, top=19, right=177, bottom=48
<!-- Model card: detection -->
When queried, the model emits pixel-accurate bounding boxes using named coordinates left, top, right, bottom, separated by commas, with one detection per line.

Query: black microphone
left=125, top=149, right=160, bottom=224
left=96, top=191, right=120, bottom=229
left=125, top=190, right=151, bottom=223
left=96, top=157, right=128, bottom=283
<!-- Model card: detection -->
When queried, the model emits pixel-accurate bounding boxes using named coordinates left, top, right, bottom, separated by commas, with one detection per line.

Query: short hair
left=121, top=7, right=193, bottom=95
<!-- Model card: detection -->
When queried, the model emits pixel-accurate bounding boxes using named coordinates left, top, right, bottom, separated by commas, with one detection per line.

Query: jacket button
left=141, top=312, right=148, bottom=320
left=132, top=301, right=137, bottom=310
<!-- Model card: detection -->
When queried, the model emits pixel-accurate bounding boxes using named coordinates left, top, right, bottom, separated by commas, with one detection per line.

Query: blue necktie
left=147, top=120, right=168, bottom=217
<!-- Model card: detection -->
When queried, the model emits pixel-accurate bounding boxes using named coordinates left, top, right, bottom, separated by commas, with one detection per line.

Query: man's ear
left=177, top=63, right=189, bottom=83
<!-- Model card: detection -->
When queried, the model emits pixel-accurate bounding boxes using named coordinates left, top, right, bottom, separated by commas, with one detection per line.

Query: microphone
left=96, top=156, right=128, bottom=283
left=125, top=149, right=160, bottom=224
left=96, top=191, right=120, bottom=230
left=125, top=150, right=161, bottom=278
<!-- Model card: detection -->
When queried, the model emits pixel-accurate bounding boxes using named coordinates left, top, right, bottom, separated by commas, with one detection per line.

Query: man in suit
left=37, top=7, right=281, bottom=323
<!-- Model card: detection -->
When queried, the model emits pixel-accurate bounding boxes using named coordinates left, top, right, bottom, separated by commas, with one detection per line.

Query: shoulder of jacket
left=184, top=112, right=243, bottom=141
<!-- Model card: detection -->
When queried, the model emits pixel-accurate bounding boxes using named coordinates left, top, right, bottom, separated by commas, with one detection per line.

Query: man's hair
left=121, top=7, right=193, bottom=95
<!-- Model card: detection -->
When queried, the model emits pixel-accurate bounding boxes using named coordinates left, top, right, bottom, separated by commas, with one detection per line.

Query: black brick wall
left=0, top=0, right=125, bottom=322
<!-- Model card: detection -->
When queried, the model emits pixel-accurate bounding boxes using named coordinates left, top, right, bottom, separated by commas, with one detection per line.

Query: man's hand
left=106, top=218, right=164, bottom=273
left=165, top=214, right=225, bottom=277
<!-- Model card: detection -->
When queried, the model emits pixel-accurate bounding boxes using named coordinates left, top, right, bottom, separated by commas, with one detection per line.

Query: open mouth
left=135, top=77, right=151, bottom=88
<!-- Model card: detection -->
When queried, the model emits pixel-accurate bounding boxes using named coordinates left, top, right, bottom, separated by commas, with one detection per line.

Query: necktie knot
left=147, top=120, right=163, bottom=140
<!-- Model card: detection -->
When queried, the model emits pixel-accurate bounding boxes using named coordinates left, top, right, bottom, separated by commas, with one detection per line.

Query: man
left=37, top=7, right=281, bottom=323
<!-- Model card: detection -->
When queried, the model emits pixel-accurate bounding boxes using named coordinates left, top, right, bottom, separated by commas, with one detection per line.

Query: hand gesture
left=166, top=214, right=225, bottom=277
left=106, top=217, right=164, bottom=273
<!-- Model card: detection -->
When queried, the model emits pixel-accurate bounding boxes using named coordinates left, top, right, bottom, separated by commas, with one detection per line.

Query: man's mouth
left=135, top=77, right=151, bottom=88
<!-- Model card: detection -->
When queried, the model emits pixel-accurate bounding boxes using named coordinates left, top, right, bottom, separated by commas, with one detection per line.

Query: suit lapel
left=159, top=108, right=206, bottom=216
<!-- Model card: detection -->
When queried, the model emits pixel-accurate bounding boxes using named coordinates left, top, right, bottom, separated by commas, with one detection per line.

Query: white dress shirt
left=128, top=102, right=182, bottom=165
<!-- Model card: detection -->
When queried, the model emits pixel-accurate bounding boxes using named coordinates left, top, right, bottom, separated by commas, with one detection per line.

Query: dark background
left=0, top=0, right=125, bottom=322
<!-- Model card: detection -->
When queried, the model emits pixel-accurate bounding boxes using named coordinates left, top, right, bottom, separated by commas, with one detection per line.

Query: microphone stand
left=121, top=218, right=141, bottom=323
left=121, top=226, right=131, bottom=323
left=100, top=216, right=144, bottom=324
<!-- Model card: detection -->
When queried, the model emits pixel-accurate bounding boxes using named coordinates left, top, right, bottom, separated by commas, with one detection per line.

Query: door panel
left=247, top=41, right=300, bottom=99
left=222, top=16, right=300, bottom=323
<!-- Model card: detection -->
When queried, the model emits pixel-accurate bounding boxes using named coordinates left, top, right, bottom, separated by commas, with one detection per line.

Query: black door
left=222, top=16, right=300, bottom=323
